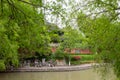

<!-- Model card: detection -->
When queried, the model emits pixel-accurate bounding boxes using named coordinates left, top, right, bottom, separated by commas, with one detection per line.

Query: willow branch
left=0, top=0, right=3, bottom=17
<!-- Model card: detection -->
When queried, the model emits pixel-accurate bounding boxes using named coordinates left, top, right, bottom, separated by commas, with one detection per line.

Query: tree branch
left=7, top=0, right=30, bottom=19
left=18, top=0, right=42, bottom=7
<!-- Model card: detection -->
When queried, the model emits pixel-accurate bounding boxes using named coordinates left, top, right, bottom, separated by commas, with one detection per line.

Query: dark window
left=75, top=50, right=80, bottom=53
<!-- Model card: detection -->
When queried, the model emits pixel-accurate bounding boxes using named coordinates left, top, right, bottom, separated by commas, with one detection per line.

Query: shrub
left=71, top=56, right=81, bottom=61
left=55, top=50, right=65, bottom=60
left=0, top=60, right=5, bottom=71
left=71, top=61, right=81, bottom=65
left=80, top=55, right=94, bottom=61
left=74, top=56, right=81, bottom=60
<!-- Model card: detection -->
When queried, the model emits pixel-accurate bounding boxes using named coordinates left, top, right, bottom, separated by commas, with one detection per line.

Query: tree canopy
left=59, top=26, right=89, bottom=51
left=77, top=1, right=120, bottom=79
left=0, top=0, right=62, bottom=70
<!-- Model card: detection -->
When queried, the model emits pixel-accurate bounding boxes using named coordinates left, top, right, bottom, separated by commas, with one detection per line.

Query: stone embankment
left=4, top=64, right=97, bottom=72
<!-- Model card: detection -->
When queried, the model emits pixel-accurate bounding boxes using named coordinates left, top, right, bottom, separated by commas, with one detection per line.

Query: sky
left=40, top=0, right=120, bottom=28
left=43, top=0, right=86, bottom=28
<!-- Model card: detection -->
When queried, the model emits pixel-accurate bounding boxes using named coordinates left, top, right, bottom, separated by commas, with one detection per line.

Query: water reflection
left=0, top=69, right=115, bottom=80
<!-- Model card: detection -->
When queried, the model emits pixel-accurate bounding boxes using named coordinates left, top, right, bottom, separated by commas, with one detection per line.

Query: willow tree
left=76, top=0, right=120, bottom=79
left=60, top=26, right=88, bottom=50
left=0, top=0, right=65, bottom=70
left=0, top=0, right=45, bottom=70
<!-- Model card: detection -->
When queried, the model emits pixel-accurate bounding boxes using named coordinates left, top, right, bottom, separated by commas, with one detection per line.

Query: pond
left=0, top=69, right=116, bottom=80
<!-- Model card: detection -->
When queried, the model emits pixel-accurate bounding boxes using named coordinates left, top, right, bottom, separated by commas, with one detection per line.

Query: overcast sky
left=43, top=0, right=86, bottom=28
left=41, top=0, right=120, bottom=28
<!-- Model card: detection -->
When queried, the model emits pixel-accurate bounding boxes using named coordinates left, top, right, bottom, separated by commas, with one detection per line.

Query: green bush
left=71, top=56, right=81, bottom=61
left=80, top=55, right=95, bottom=61
left=71, top=60, right=81, bottom=65
left=0, top=60, right=5, bottom=70
left=55, top=50, right=66, bottom=60
left=49, top=54, right=56, bottom=61
left=70, top=54, right=95, bottom=64
left=70, top=54, right=94, bottom=60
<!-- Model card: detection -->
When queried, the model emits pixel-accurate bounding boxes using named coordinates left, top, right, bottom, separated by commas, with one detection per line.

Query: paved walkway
left=6, top=63, right=98, bottom=72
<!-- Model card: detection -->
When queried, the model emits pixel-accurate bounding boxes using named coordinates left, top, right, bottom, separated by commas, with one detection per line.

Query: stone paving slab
left=4, top=63, right=98, bottom=72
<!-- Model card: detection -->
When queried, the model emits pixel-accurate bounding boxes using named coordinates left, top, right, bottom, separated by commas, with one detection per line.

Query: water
left=0, top=69, right=115, bottom=80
